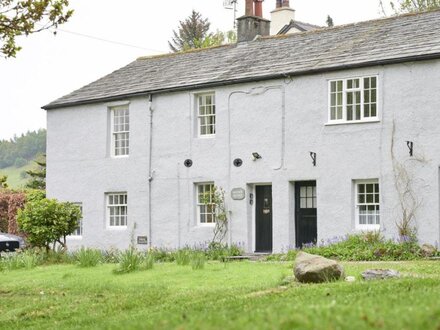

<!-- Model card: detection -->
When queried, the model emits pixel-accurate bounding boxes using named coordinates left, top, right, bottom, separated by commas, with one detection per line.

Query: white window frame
left=328, top=75, right=379, bottom=124
left=196, top=93, right=216, bottom=138
left=196, top=183, right=216, bottom=226
left=106, top=193, right=128, bottom=229
left=355, top=180, right=380, bottom=231
left=110, top=105, right=130, bottom=157
left=69, top=202, right=83, bottom=238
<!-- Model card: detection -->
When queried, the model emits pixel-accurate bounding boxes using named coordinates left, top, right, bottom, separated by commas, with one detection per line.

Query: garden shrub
left=144, top=253, right=155, bottom=270
left=0, top=190, right=27, bottom=235
left=114, top=248, right=143, bottom=274
left=0, top=249, right=42, bottom=271
left=175, top=249, right=191, bottom=266
left=268, top=233, right=423, bottom=261
left=191, top=252, right=206, bottom=270
left=75, top=247, right=102, bottom=267
left=17, top=197, right=81, bottom=251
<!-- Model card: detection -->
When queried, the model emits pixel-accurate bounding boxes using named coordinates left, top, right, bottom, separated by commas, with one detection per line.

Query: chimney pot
left=254, top=0, right=263, bottom=17
left=276, top=0, right=282, bottom=8
left=245, top=0, right=254, bottom=16
left=282, top=0, right=290, bottom=7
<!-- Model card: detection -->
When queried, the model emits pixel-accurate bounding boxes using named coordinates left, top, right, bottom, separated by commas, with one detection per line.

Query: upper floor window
left=355, top=180, right=380, bottom=230
left=329, top=76, right=378, bottom=123
left=197, top=93, right=216, bottom=137
left=107, top=193, right=128, bottom=227
left=111, top=106, right=129, bottom=156
left=196, top=183, right=216, bottom=225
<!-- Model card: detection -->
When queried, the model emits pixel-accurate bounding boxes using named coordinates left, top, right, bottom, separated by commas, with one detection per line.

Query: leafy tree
left=168, top=10, right=213, bottom=52
left=17, top=197, right=81, bottom=250
left=0, top=0, right=73, bottom=58
left=326, top=15, right=334, bottom=27
left=201, top=30, right=237, bottom=48
left=380, top=0, right=440, bottom=14
left=25, top=154, right=46, bottom=190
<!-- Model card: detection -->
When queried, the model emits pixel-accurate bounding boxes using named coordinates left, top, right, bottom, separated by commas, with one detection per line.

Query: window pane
left=357, top=181, right=380, bottom=227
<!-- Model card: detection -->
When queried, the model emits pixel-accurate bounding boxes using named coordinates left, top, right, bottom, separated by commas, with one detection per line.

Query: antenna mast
left=223, top=0, right=238, bottom=28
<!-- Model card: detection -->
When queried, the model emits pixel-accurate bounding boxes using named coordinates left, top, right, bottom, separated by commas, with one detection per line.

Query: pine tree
left=25, top=155, right=46, bottom=190
left=168, top=10, right=212, bottom=52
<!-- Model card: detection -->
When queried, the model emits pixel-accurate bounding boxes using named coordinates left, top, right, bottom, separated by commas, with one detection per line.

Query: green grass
left=0, top=162, right=34, bottom=189
left=0, top=261, right=439, bottom=329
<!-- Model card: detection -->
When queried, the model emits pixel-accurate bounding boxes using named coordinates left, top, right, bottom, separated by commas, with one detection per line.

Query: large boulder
left=294, top=252, right=344, bottom=283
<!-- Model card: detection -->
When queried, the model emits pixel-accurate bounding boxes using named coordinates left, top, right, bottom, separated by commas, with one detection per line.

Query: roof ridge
left=260, top=8, right=440, bottom=42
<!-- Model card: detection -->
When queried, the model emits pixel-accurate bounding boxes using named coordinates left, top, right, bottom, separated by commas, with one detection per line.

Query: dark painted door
left=295, top=181, right=317, bottom=248
left=255, top=185, right=273, bottom=252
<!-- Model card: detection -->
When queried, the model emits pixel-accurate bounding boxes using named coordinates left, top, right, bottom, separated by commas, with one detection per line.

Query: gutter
left=42, top=52, right=440, bottom=110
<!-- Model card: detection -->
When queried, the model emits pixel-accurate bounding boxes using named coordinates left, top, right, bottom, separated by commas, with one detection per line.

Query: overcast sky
left=0, top=0, right=387, bottom=140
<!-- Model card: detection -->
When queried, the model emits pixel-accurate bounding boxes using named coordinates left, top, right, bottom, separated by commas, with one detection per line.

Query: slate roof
left=43, top=10, right=440, bottom=110
left=277, top=20, right=322, bottom=34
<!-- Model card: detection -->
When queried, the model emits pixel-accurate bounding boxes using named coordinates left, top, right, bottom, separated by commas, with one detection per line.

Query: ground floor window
left=70, top=203, right=83, bottom=236
left=355, top=180, right=380, bottom=229
left=196, top=183, right=215, bottom=225
left=107, top=193, right=128, bottom=227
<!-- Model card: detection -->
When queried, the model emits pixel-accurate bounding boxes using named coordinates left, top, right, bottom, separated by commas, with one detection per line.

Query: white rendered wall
left=46, top=59, right=440, bottom=252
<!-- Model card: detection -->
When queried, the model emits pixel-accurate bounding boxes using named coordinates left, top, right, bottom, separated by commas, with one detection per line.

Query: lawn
left=1, top=261, right=439, bottom=329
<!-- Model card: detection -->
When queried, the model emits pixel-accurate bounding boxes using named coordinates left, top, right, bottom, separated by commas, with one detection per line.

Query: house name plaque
left=137, top=236, right=148, bottom=245
left=231, top=188, right=246, bottom=200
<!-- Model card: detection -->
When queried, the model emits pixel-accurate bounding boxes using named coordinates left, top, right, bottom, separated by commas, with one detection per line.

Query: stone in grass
left=345, top=276, right=356, bottom=282
left=294, top=252, right=344, bottom=283
left=421, top=244, right=437, bottom=257
left=361, top=269, right=400, bottom=281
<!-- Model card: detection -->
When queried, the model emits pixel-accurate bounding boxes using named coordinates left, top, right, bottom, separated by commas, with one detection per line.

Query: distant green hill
left=0, top=162, right=35, bottom=189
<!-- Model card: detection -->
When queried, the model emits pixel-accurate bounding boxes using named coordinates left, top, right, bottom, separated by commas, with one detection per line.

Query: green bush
left=17, top=197, right=82, bottom=251
left=191, top=252, right=206, bottom=270
left=144, top=253, right=155, bottom=270
left=42, top=247, right=74, bottom=264
left=269, top=233, right=423, bottom=262
left=114, top=248, right=143, bottom=274
left=75, top=247, right=102, bottom=267
left=0, top=249, right=42, bottom=271
left=175, top=249, right=191, bottom=266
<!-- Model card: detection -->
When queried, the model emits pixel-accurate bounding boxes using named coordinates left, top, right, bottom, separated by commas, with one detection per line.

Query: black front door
left=255, top=185, right=273, bottom=252
left=295, top=181, right=317, bottom=248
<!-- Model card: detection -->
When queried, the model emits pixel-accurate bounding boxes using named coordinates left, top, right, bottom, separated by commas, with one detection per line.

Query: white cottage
left=43, top=2, right=440, bottom=253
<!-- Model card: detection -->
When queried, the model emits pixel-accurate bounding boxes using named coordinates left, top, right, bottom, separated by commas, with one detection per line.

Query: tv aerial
left=223, top=0, right=238, bottom=28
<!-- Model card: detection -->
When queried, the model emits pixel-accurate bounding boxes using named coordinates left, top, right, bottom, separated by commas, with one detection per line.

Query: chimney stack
left=237, top=0, right=270, bottom=42
left=245, top=0, right=254, bottom=16
left=270, top=0, right=296, bottom=35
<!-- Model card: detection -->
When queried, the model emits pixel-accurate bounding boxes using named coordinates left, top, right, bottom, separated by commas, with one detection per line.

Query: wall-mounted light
left=310, top=152, right=317, bottom=167
left=406, top=141, right=414, bottom=157
left=252, top=152, right=262, bottom=161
